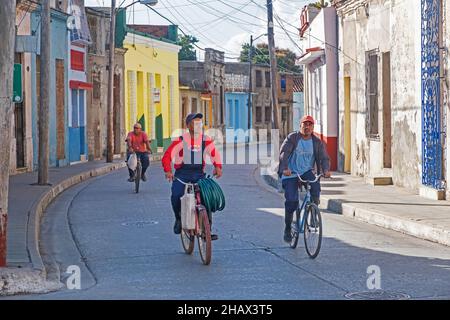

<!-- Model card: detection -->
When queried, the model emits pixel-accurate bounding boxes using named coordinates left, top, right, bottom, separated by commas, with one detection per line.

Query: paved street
left=7, top=162, right=449, bottom=300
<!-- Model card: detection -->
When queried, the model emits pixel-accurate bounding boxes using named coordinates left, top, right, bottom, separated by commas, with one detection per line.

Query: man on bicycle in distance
left=278, top=115, right=331, bottom=243
left=162, top=113, right=222, bottom=238
left=126, top=123, right=152, bottom=182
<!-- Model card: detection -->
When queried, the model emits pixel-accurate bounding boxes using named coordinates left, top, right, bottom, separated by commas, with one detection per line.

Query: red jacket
left=162, top=133, right=222, bottom=173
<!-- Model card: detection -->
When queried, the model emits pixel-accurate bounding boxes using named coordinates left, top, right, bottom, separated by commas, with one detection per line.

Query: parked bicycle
left=289, top=174, right=323, bottom=259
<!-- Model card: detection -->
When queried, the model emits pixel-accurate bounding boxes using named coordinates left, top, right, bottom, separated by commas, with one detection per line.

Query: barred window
left=366, top=50, right=379, bottom=138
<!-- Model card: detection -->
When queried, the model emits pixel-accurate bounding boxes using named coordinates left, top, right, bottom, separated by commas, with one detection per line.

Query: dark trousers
left=171, top=167, right=205, bottom=221
left=127, top=152, right=150, bottom=177
left=282, top=170, right=321, bottom=228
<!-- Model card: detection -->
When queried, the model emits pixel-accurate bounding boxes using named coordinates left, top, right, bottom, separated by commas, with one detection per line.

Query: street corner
left=0, top=267, right=63, bottom=297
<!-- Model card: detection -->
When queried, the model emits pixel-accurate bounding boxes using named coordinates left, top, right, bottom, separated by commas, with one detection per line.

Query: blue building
left=225, top=63, right=251, bottom=144
left=67, top=0, right=91, bottom=163
left=31, top=8, right=70, bottom=169
left=225, top=93, right=250, bottom=143
left=292, top=76, right=304, bottom=130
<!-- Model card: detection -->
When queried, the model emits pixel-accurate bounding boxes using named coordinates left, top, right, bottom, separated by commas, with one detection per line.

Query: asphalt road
left=16, top=162, right=450, bottom=299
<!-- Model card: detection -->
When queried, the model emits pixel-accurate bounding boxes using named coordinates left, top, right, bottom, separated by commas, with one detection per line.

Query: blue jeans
left=127, top=152, right=150, bottom=178
left=282, top=170, right=321, bottom=218
left=171, top=167, right=205, bottom=220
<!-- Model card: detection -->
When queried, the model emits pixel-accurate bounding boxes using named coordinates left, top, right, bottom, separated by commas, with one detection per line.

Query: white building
left=333, top=0, right=450, bottom=200
left=298, top=6, right=339, bottom=171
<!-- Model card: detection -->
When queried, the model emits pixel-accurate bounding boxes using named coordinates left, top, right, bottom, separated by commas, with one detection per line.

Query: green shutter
left=13, top=64, right=23, bottom=104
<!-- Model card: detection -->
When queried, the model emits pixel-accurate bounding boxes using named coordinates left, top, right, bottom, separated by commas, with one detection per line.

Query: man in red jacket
left=162, top=113, right=222, bottom=236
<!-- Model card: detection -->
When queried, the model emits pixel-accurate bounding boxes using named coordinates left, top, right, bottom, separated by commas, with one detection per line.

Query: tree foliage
left=239, top=43, right=302, bottom=74
left=177, top=34, right=199, bottom=61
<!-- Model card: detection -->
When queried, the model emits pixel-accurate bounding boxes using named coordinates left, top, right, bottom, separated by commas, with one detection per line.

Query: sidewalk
left=261, top=171, right=450, bottom=247
left=1, top=154, right=162, bottom=295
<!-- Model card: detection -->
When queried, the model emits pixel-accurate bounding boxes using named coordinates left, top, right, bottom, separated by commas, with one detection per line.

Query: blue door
left=69, top=89, right=86, bottom=163
left=421, top=0, right=444, bottom=189
left=234, top=99, right=239, bottom=142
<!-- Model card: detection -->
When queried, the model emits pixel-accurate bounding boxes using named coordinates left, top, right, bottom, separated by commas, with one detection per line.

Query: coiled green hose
left=198, top=176, right=226, bottom=213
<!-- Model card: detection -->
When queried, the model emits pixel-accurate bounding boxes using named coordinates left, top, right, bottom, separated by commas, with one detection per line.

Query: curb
left=27, top=161, right=128, bottom=276
left=1, top=155, right=165, bottom=296
left=259, top=169, right=450, bottom=247
left=28, top=155, right=164, bottom=276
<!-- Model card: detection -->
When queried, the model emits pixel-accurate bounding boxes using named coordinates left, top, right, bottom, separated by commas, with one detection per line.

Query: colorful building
left=67, top=0, right=92, bottom=164
left=30, top=5, right=70, bottom=169
left=224, top=62, right=251, bottom=143
left=123, top=24, right=181, bottom=151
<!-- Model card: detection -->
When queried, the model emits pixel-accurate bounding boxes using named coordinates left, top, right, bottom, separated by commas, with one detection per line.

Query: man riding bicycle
left=162, top=113, right=222, bottom=238
left=278, top=115, right=331, bottom=243
left=126, top=123, right=152, bottom=182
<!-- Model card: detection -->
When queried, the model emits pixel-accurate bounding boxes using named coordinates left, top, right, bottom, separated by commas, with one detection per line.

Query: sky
left=84, top=0, right=313, bottom=61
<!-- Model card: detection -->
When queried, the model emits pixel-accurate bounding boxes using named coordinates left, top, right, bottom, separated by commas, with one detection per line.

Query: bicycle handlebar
left=297, top=173, right=323, bottom=184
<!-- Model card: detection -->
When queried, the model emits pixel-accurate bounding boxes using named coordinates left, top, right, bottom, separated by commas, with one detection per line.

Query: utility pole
left=0, top=0, right=17, bottom=267
left=266, top=0, right=280, bottom=131
left=38, top=0, right=50, bottom=185
left=106, top=0, right=116, bottom=163
left=247, top=35, right=253, bottom=145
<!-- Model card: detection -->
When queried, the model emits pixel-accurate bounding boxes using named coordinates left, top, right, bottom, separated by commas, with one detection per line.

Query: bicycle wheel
left=197, top=208, right=212, bottom=265
left=303, top=203, right=322, bottom=259
left=135, top=162, right=141, bottom=193
left=290, top=208, right=301, bottom=249
left=181, top=229, right=195, bottom=254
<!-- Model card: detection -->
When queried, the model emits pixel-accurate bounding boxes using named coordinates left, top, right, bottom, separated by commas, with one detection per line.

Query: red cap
left=301, top=115, right=315, bottom=124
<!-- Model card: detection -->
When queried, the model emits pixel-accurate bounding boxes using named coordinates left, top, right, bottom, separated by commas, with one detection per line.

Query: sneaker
left=211, top=234, right=219, bottom=241
left=284, top=228, right=292, bottom=243
left=141, top=173, right=147, bottom=182
left=128, top=176, right=135, bottom=182
left=173, top=219, right=182, bottom=234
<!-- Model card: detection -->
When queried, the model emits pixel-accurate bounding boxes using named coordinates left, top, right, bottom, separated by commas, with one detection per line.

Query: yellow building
left=124, top=26, right=181, bottom=151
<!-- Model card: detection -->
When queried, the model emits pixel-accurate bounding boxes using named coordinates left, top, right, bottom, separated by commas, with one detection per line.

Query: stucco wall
left=337, top=0, right=422, bottom=191
left=31, top=9, right=70, bottom=169
left=11, top=7, right=34, bottom=174
left=124, top=33, right=181, bottom=143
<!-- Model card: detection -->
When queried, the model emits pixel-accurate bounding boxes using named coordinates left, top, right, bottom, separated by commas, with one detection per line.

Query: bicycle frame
left=295, top=173, right=321, bottom=234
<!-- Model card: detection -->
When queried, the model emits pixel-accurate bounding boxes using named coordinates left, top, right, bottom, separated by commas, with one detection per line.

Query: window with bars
left=191, top=97, right=198, bottom=113
left=366, top=50, right=379, bottom=139
left=256, top=106, right=262, bottom=123
left=282, top=106, right=288, bottom=121
left=265, top=71, right=271, bottom=87
left=256, top=70, right=262, bottom=87
left=265, top=106, right=271, bottom=123
left=93, top=75, right=101, bottom=100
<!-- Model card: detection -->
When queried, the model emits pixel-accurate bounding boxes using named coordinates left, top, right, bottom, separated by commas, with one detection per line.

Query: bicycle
left=289, top=173, right=323, bottom=259
left=134, top=156, right=142, bottom=193
left=176, top=178, right=212, bottom=265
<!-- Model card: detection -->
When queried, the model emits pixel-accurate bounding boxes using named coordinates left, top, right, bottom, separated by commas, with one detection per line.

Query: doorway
left=344, top=76, right=351, bottom=173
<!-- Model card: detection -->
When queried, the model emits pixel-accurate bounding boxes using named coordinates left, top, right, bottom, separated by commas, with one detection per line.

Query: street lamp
left=121, top=0, right=158, bottom=10
left=139, top=0, right=158, bottom=4
left=247, top=33, right=267, bottom=144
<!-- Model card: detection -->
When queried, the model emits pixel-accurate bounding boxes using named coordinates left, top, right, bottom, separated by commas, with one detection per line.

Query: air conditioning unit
left=139, top=0, right=158, bottom=5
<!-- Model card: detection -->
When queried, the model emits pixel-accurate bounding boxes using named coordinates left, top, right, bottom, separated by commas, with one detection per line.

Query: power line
left=159, top=0, right=248, bottom=56
left=185, top=0, right=266, bottom=29
left=143, top=3, right=240, bottom=60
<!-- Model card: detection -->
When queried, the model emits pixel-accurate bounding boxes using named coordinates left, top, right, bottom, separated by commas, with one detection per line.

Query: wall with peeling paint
left=336, top=0, right=423, bottom=192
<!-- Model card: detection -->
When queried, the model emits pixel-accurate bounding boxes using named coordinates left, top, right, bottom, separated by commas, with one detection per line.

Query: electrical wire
left=144, top=3, right=240, bottom=60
